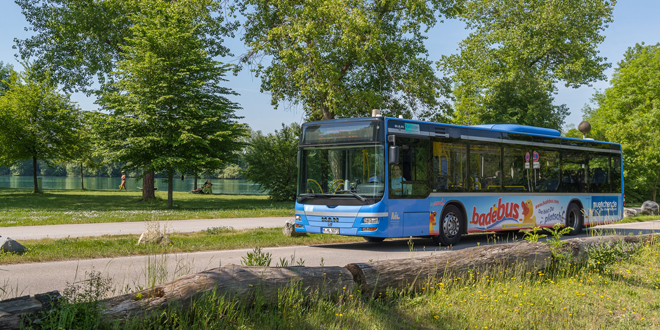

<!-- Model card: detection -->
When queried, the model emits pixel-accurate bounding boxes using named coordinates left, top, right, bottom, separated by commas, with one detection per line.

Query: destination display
left=302, top=121, right=380, bottom=145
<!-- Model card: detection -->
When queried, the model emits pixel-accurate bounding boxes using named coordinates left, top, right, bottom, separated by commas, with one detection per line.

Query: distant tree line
left=0, top=160, right=246, bottom=180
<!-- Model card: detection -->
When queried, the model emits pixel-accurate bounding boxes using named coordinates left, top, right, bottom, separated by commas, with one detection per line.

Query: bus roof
left=469, top=124, right=561, bottom=137
left=301, top=116, right=620, bottom=147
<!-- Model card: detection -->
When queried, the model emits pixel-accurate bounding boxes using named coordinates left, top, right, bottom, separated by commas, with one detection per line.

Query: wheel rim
left=567, top=209, right=578, bottom=228
left=443, top=212, right=460, bottom=238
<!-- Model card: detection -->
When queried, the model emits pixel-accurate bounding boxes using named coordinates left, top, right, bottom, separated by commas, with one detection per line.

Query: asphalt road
left=1, top=219, right=659, bottom=297
left=0, top=217, right=291, bottom=240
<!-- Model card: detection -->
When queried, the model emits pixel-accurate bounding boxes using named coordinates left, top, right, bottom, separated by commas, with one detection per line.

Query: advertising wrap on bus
left=429, top=195, right=621, bottom=233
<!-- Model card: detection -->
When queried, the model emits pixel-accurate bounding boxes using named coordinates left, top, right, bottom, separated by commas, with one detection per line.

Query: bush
left=586, top=240, right=639, bottom=272
left=243, top=123, right=300, bottom=201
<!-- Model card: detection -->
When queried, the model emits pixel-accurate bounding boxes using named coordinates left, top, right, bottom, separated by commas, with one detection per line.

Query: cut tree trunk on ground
left=345, top=242, right=552, bottom=295
left=0, top=291, right=61, bottom=329
left=100, top=264, right=354, bottom=322
left=558, top=234, right=659, bottom=263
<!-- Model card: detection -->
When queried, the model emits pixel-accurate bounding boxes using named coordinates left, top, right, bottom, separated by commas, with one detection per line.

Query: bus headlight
left=295, top=215, right=301, bottom=221
left=362, top=217, right=379, bottom=224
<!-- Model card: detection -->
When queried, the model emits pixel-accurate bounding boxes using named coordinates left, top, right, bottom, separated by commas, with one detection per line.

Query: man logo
left=321, top=216, right=339, bottom=222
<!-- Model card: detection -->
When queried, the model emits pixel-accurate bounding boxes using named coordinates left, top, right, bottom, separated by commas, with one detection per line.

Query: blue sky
left=1, top=1, right=659, bottom=134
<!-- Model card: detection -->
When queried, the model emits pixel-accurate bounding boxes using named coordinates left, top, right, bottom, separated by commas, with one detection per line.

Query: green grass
left=0, top=227, right=363, bottom=265
left=0, top=188, right=293, bottom=226
left=25, top=237, right=660, bottom=329
left=619, top=215, right=660, bottom=223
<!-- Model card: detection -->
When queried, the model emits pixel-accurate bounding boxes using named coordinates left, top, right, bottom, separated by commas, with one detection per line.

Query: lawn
left=0, top=188, right=293, bottom=226
left=0, top=227, right=363, bottom=265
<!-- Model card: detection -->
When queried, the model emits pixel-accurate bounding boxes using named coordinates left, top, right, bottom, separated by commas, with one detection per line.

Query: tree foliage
left=15, top=0, right=136, bottom=93
left=586, top=43, right=660, bottom=201
left=0, top=61, right=14, bottom=95
left=15, top=0, right=237, bottom=93
left=243, top=123, right=300, bottom=201
left=0, top=69, right=81, bottom=192
left=63, top=112, right=101, bottom=189
left=93, top=0, right=246, bottom=206
left=237, top=0, right=457, bottom=121
left=481, top=72, right=569, bottom=128
left=440, top=0, right=615, bottom=128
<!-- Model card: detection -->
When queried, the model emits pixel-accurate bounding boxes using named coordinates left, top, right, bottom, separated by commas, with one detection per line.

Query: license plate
left=322, top=227, right=340, bottom=235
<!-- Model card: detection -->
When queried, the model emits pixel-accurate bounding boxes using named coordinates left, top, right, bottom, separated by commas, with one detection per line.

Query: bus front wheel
left=363, top=237, right=385, bottom=243
left=433, top=204, right=463, bottom=246
left=565, top=203, right=583, bottom=235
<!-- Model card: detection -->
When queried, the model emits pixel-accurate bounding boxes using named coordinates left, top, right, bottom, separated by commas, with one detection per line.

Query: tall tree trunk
left=194, top=172, right=198, bottom=190
left=80, top=163, right=85, bottom=190
left=32, top=156, right=38, bottom=193
left=321, top=104, right=334, bottom=120
left=142, top=170, right=155, bottom=201
left=167, top=166, right=174, bottom=208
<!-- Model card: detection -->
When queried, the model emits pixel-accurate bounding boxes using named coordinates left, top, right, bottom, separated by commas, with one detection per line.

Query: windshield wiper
left=335, top=190, right=367, bottom=203
left=298, top=193, right=326, bottom=201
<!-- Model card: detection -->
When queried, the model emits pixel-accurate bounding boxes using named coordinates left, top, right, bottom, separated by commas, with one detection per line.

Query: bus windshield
left=298, top=144, right=385, bottom=203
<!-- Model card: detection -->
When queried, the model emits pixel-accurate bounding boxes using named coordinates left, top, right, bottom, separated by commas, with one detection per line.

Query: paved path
left=0, top=217, right=291, bottom=240
left=1, top=219, right=659, bottom=297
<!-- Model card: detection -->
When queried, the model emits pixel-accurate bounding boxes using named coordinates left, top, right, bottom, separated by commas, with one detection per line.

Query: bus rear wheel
left=433, top=204, right=463, bottom=246
left=565, top=203, right=584, bottom=236
left=363, top=237, right=385, bottom=243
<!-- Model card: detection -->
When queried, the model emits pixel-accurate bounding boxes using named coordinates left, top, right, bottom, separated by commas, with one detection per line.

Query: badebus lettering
left=471, top=198, right=520, bottom=227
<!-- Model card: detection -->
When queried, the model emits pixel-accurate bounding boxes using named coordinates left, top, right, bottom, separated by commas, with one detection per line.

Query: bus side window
left=536, top=149, right=560, bottom=192
left=432, top=141, right=467, bottom=192
left=589, top=154, right=610, bottom=193
left=503, top=146, right=529, bottom=192
left=468, top=143, right=502, bottom=192
left=562, top=151, right=588, bottom=193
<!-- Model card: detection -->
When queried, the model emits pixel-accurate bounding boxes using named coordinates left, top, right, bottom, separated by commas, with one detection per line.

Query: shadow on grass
left=0, top=188, right=292, bottom=212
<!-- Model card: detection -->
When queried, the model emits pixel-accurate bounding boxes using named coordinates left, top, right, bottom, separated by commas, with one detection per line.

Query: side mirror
left=389, top=146, right=399, bottom=165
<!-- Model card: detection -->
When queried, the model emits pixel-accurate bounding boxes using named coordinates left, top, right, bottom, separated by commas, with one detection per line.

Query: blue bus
left=293, top=113, right=623, bottom=245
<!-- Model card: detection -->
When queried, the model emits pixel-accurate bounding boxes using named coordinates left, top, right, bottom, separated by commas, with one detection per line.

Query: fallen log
left=345, top=242, right=552, bottom=295
left=559, top=233, right=660, bottom=262
left=100, top=264, right=354, bottom=322
left=0, top=291, right=60, bottom=329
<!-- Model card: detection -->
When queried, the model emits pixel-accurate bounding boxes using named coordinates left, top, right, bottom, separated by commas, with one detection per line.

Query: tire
left=363, top=237, right=385, bottom=243
left=565, top=203, right=584, bottom=235
left=433, top=204, right=463, bottom=246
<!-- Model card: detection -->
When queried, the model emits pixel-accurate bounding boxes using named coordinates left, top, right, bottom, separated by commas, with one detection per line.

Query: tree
left=94, top=0, right=246, bottom=207
left=237, top=0, right=457, bottom=121
left=481, top=72, right=569, bottom=129
left=15, top=0, right=238, bottom=199
left=0, top=69, right=81, bottom=192
left=0, top=61, right=14, bottom=95
left=243, top=123, right=300, bottom=201
left=63, top=112, right=100, bottom=190
left=587, top=43, right=660, bottom=201
left=440, top=0, right=615, bottom=128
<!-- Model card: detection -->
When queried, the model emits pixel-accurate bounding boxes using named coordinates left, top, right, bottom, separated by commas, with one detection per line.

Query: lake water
left=0, top=176, right=266, bottom=195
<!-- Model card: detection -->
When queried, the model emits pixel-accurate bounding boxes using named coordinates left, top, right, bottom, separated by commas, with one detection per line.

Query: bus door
left=388, top=137, right=432, bottom=238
